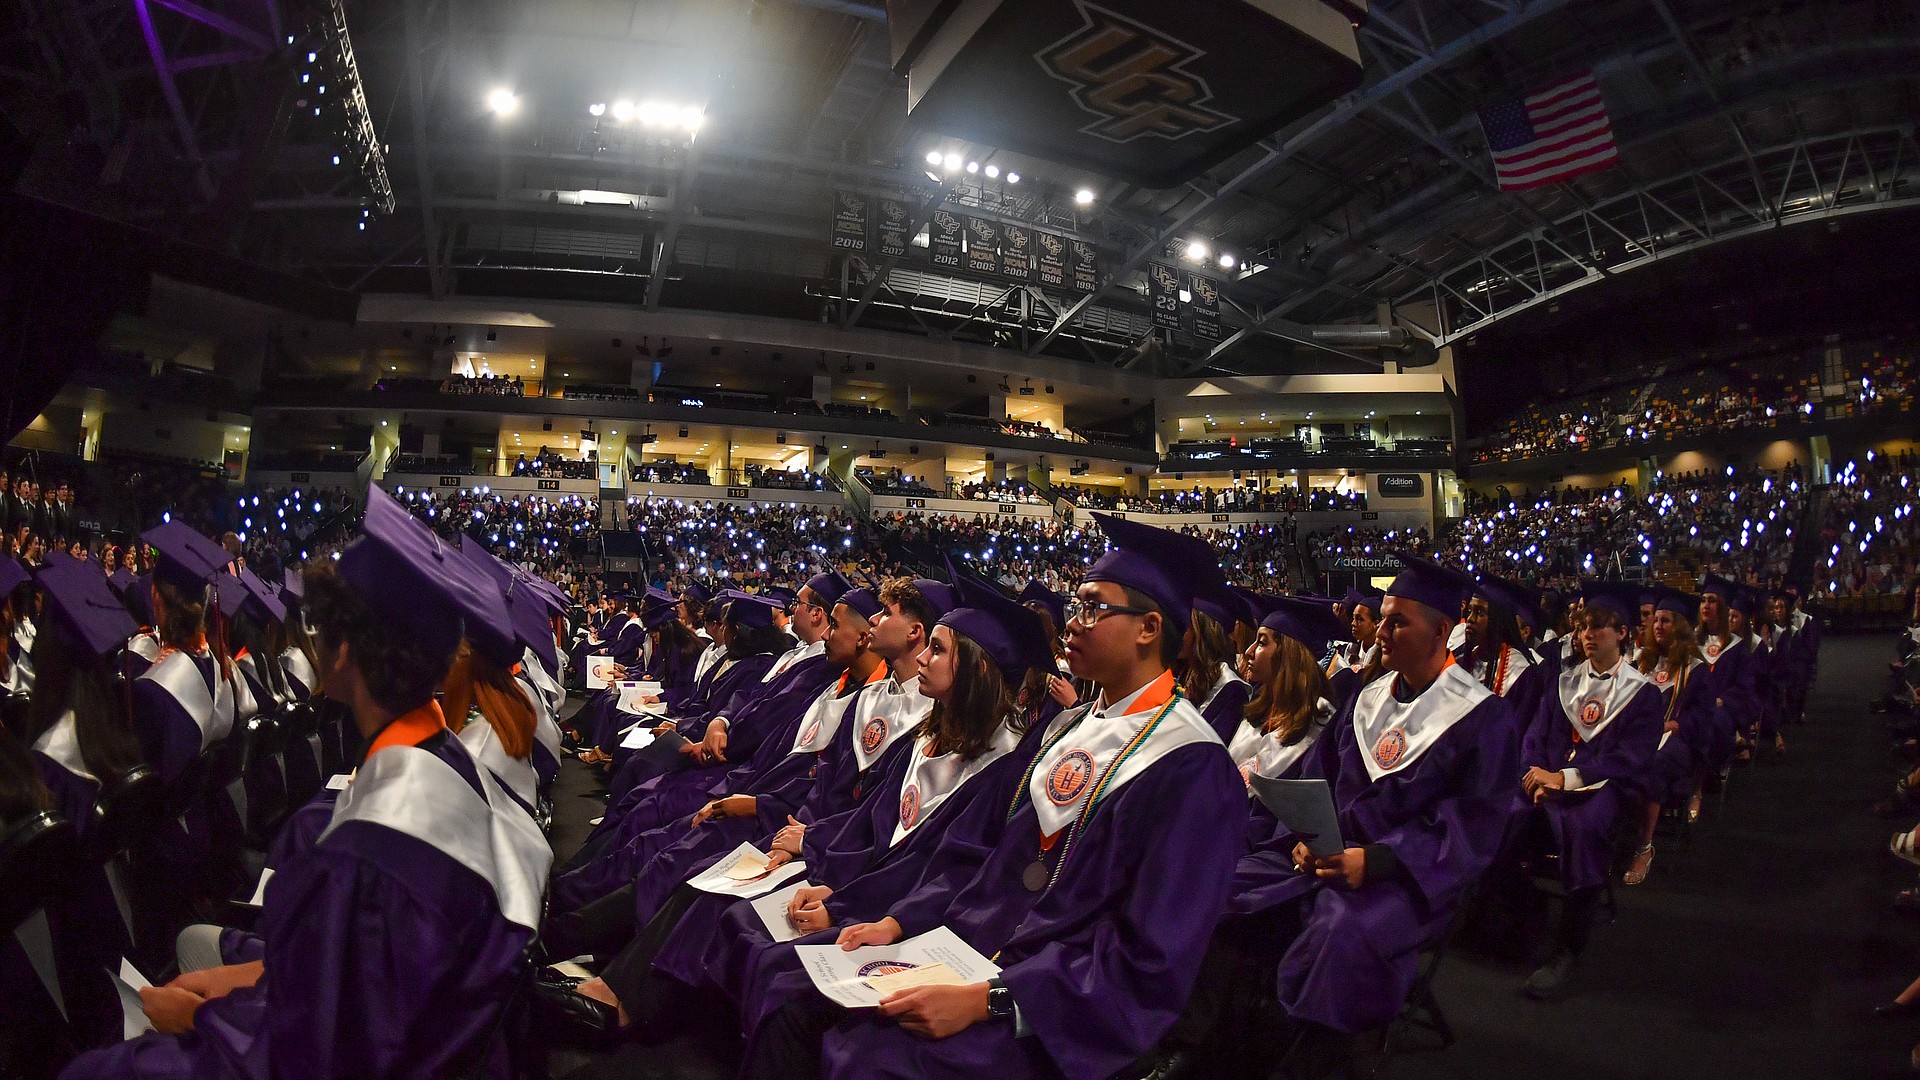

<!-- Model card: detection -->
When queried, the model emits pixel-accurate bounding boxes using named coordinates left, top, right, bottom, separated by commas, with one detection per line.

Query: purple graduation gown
left=550, top=676, right=869, bottom=916
left=27, top=743, right=132, bottom=1049
left=60, top=731, right=539, bottom=1080
left=1197, top=676, right=1251, bottom=744
left=1645, top=659, right=1714, bottom=801
left=1516, top=667, right=1662, bottom=891
left=1694, top=637, right=1754, bottom=768
left=1251, top=678, right=1518, bottom=1036
left=816, top=728, right=1243, bottom=1080
left=605, top=652, right=827, bottom=802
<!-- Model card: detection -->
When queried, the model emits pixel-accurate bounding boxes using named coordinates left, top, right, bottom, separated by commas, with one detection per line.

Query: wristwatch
left=986, top=977, right=1014, bottom=1018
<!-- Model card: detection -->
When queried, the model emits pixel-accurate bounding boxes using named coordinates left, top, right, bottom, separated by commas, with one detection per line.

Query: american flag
left=1478, top=72, right=1619, bottom=192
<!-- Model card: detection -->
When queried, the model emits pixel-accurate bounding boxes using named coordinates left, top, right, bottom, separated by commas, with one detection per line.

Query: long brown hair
left=922, top=631, right=1018, bottom=759
left=1180, top=609, right=1236, bottom=706
left=1244, top=633, right=1329, bottom=744
left=1635, top=610, right=1703, bottom=676
left=441, top=643, right=537, bottom=759
left=22, top=632, right=143, bottom=788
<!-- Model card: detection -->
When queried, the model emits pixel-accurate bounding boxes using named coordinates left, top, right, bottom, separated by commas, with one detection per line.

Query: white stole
left=1237, top=699, right=1332, bottom=787
left=889, top=721, right=1021, bottom=847
left=141, top=650, right=236, bottom=749
left=32, top=712, right=94, bottom=784
left=1558, top=655, right=1650, bottom=742
left=790, top=677, right=861, bottom=753
left=850, top=674, right=932, bottom=772
left=322, top=744, right=551, bottom=930
left=763, top=639, right=824, bottom=683
left=1352, top=663, right=1492, bottom=782
left=1027, top=682, right=1220, bottom=836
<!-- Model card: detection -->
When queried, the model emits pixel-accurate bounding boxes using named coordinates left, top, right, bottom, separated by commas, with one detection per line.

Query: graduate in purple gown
left=1459, top=574, right=1550, bottom=728
left=1695, top=574, right=1757, bottom=768
left=17, top=556, right=146, bottom=1051
left=1625, top=588, right=1713, bottom=886
left=60, top=483, right=552, bottom=1080
left=1238, top=555, right=1519, bottom=1073
left=746, top=515, right=1243, bottom=1080
left=1325, top=589, right=1384, bottom=709
left=1508, top=581, right=1661, bottom=1000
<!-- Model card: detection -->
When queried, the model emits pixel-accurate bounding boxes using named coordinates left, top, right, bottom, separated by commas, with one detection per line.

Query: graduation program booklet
left=750, top=880, right=814, bottom=943
left=796, top=926, right=1000, bottom=1009
left=585, top=657, right=624, bottom=690
left=1247, top=775, right=1345, bottom=858
left=615, top=680, right=664, bottom=714
left=686, top=841, right=810, bottom=898
left=110, top=958, right=155, bottom=1040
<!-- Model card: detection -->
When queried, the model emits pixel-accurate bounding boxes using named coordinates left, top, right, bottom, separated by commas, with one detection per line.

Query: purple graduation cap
left=803, top=570, right=853, bottom=609
left=640, top=603, right=680, bottom=632
left=1698, top=573, right=1739, bottom=603
left=213, top=571, right=250, bottom=621
left=1230, top=585, right=1286, bottom=628
left=123, top=574, right=156, bottom=627
left=1017, top=580, right=1066, bottom=629
left=1652, top=587, right=1698, bottom=620
left=449, top=540, right=538, bottom=667
left=911, top=579, right=959, bottom=622
left=0, top=557, right=28, bottom=600
left=237, top=567, right=289, bottom=624
left=765, top=585, right=799, bottom=610
left=142, top=521, right=230, bottom=592
left=336, top=484, right=511, bottom=661
left=1261, top=596, right=1349, bottom=659
left=1385, top=552, right=1477, bottom=622
left=1476, top=573, right=1543, bottom=631
left=1578, top=579, right=1638, bottom=626
left=33, top=556, right=138, bottom=660
left=838, top=586, right=883, bottom=622
left=720, top=590, right=783, bottom=628
left=1084, top=513, right=1195, bottom=632
left=679, top=581, right=712, bottom=606
left=942, top=569, right=1055, bottom=681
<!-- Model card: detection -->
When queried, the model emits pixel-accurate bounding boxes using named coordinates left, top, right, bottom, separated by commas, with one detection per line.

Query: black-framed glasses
left=1063, top=598, right=1154, bottom=629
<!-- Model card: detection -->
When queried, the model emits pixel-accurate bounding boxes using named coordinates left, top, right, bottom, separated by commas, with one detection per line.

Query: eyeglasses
left=1062, top=598, right=1155, bottom=629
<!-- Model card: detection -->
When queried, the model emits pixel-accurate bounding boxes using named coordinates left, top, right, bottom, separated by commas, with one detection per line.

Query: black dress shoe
left=1876, top=999, right=1920, bottom=1019
left=531, top=979, right=624, bottom=1046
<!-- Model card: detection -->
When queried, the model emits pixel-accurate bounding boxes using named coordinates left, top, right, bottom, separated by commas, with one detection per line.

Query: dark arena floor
left=543, top=633, right=1920, bottom=1080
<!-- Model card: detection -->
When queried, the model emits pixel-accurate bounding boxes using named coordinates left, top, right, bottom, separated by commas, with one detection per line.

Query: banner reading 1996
left=1035, top=231, right=1067, bottom=288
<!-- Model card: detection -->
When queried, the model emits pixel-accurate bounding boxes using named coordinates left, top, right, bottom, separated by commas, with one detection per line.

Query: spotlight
left=485, top=87, right=518, bottom=116
left=611, top=99, right=634, bottom=122
left=1006, top=172, right=1020, bottom=184
left=965, top=161, right=980, bottom=173
left=984, top=165, right=999, bottom=178
left=1185, top=240, right=1209, bottom=260
left=925, top=150, right=942, bottom=165
left=588, top=102, right=606, bottom=117
left=1074, top=188, right=1095, bottom=205
left=679, top=106, right=704, bottom=131
left=638, top=101, right=669, bottom=126
left=943, top=152, right=961, bottom=170
left=1218, top=253, right=1237, bottom=269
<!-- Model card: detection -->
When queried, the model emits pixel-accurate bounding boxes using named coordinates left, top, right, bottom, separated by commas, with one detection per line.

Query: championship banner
left=1148, top=262, right=1182, bottom=330
left=1070, top=238, right=1099, bottom=293
left=1035, top=230, right=1068, bottom=288
left=963, top=216, right=1001, bottom=276
left=875, top=197, right=913, bottom=258
left=1001, top=223, right=1033, bottom=282
left=929, top=209, right=964, bottom=269
left=831, top=191, right=869, bottom=252
left=1187, top=272, right=1221, bottom=340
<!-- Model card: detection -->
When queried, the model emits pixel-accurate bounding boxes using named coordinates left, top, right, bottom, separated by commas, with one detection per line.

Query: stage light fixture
left=611, top=99, right=635, bottom=122
left=983, top=165, right=999, bottom=178
left=943, top=152, right=961, bottom=170
left=1074, top=188, right=1095, bottom=205
left=1005, top=172, right=1020, bottom=184
left=1218, top=253, right=1236, bottom=269
left=965, top=161, right=980, bottom=173
left=1185, top=240, right=1209, bottom=260
left=588, top=102, right=606, bottom=117
left=679, top=106, right=704, bottom=131
left=925, top=150, right=942, bottom=165
left=485, top=88, right=518, bottom=116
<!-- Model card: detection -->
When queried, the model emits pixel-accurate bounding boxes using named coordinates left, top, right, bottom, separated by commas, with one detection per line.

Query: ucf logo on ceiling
left=889, top=0, right=1363, bottom=186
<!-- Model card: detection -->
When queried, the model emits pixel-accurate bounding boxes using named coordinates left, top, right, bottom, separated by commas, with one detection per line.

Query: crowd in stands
left=1815, top=451, right=1920, bottom=598
left=512, top=448, right=599, bottom=480
left=955, top=480, right=1048, bottom=504
left=743, top=464, right=835, bottom=491
left=1473, top=347, right=1918, bottom=465
left=856, top=468, right=937, bottom=496
left=1436, top=466, right=1807, bottom=591
left=1061, top=482, right=1368, bottom=514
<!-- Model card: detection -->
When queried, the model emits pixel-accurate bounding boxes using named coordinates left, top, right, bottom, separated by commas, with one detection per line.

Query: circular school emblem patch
left=1046, top=749, right=1097, bottom=805
left=860, top=717, right=888, bottom=754
left=1238, top=759, right=1257, bottom=786
left=1653, top=668, right=1671, bottom=687
left=899, top=784, right=921, bottom=830
left=1705, top=641, right=1721, bottom=659
left=857, top=959, right=919, bottom=979
left=1579, top=698, right=1606, bottom=727
left=1372, top=728, right=1408, bottom=770
left=798, top=720, right=820, bottom=747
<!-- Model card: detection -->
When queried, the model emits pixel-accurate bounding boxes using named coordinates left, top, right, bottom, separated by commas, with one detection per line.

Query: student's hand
left=169, top=961, right=263, bottom=1002
left=836, top=917, right=903, bottom=950
left=691, top=794, right=756, bottom=825
left=140, top=985, right=204, bottom=1034
left=1047, top=675, right=1078, bottom=708
left=787, top=885, right=835, bottom=934
left=640, top=693, right=660, bottom=705
left=1664, top=719, right=1680, bottom=734
left=878, top=982, right=990, bottom=1039
left=770, top=816, right=805, bottom=856
left=1528, top=768, right=1566, bottom=803
left=699, top=724, right=729, bottom=763
left=650, top=722, right=675, bottom=737
left=1311, top=847, right=1368, bottom=889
